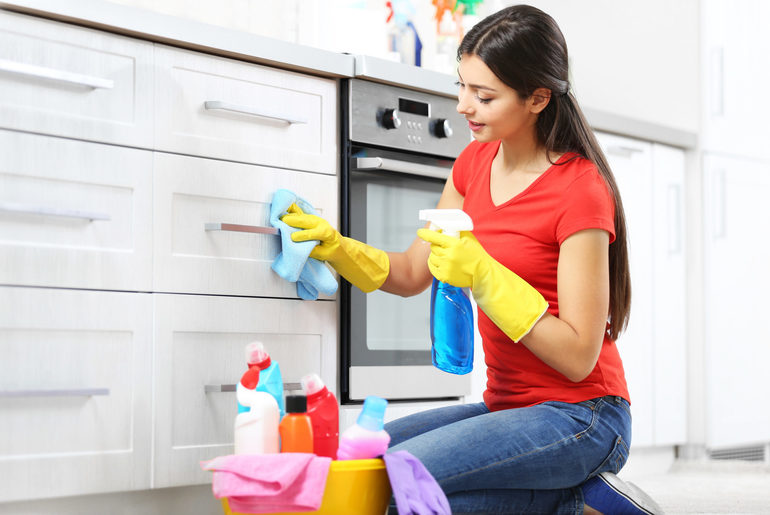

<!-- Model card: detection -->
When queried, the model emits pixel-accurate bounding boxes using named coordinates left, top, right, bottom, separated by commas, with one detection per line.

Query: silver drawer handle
left=0, top=388, right=110, bottom=398
left=0, top=58, right=114, bottom=90
left=205, top=222, right=279, bottom=235
left=205, top=382, right=301, bottom=393
left=354, top=157, right=451, bottom=180
left=204, top=101, right=307, bottom=125
left=0, top=202, right=110, bottom=221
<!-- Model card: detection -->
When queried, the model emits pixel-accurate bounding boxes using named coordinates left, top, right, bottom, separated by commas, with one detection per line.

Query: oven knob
left=380, top=108, right=401, bottom=130
left=431, top=118, right=453, bottom=138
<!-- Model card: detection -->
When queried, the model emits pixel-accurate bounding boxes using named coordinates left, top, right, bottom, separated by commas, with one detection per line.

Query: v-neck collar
left=487, top=142, right=573, bottom=209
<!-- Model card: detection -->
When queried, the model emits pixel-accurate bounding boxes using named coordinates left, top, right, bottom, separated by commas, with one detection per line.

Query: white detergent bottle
left=419, top=208, right=475, bottom=375
left=234, top=388, right=280, bottom=455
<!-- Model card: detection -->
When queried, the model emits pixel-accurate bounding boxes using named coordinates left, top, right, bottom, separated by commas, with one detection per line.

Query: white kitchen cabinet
left=0, top=287, right=153, bottom=503
left=596, top=132, right=687, bottom=448
left=152, top=293, right=337, bottom=488
left=0, top=11, right=154, bottom=149
left=153, top=151, right=338, bottom=298
left=702, top=0, right=770, bottom=161
left=0, top=129, right=153, bottom=291
left=703, top=153, right=770, bottom=448
left=154, top=45, right=338, bottom=174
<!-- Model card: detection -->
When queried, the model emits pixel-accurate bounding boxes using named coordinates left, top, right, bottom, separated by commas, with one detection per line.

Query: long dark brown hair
left=458, top=4, right=631, bottom=339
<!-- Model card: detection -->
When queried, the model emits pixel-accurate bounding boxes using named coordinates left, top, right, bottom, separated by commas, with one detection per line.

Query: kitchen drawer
left=0, top=11, right=153, bottom=148
left=0, top=287, right=153, bottom=502
left=153, top=293, right=337, bottom=487
left=153, top=151, right=338, bottom=298
left=0, top=129, right=153, bottom=291
left=154, top=45, right=337, bottom=174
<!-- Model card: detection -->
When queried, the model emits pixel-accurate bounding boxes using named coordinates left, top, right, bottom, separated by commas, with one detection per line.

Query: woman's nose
left=456, top=91, right=472, bottom=115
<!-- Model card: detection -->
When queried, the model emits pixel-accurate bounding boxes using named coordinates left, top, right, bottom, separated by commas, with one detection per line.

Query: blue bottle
left=430, top=278, right=474, bottom=374
left=419, top=208, right=475, bottom=375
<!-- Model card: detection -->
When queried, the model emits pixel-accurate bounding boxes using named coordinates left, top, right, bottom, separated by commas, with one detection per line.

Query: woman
left=284, top=4, right=661, bottom=514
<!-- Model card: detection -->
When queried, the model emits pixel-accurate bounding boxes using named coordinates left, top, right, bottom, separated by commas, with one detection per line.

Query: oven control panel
left=348, top=79, right=470, bottom=159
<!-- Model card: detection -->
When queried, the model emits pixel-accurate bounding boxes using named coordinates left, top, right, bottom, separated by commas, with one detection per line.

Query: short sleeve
left=451, top=140, right=488, bottom=197
left=555, top=165, right=616, bottom=244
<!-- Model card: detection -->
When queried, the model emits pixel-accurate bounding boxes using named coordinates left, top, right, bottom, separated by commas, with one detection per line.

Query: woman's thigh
left=385, top=402, right=489, bottom=447
left=388, top=397, right=631, bottom=494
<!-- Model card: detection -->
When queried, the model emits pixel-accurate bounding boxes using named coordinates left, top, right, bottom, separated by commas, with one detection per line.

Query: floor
left=623, top=460, right=770, bottom=514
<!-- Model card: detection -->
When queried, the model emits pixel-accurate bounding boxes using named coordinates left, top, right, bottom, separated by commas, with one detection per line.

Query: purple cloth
left=384, top=450, right=451, bottom=515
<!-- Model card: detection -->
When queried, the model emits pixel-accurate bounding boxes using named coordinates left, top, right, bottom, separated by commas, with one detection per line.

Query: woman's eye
left=455, top=80, right=465, bottom=89
left=477, top=96, right=492, bottom=104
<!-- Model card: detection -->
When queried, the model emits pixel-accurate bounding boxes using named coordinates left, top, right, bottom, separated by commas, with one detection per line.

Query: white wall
left=105, top=0, right=700, bottom=134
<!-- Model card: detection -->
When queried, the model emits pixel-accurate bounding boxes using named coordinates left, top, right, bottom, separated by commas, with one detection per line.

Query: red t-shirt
left=453, top=140, right=630, bottom=411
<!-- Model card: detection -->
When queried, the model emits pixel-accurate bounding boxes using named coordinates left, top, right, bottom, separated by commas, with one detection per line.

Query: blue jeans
left=385, top=396, right=631, bottom=515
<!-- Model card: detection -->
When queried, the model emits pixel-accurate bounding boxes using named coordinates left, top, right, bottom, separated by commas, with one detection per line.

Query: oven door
left=343, top=150, right=472, bottom=402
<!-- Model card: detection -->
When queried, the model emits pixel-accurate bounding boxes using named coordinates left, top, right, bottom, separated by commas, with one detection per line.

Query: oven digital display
left=399, top=97, right=430, bottom=117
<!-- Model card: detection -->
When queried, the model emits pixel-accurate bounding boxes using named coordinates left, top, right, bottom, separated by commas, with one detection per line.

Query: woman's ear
left=529, top=87, right=552, bottom=114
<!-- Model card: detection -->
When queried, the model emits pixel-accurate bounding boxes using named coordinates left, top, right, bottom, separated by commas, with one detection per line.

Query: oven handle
left=354, top=157, right=450, bottom=180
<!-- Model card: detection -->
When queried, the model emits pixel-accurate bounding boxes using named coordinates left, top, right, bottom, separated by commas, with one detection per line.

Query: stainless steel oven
left=340, top=78, right=471, bottom=402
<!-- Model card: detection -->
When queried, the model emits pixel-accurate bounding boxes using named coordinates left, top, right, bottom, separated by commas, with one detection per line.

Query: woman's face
left=456, top=53, right=542, bottom=144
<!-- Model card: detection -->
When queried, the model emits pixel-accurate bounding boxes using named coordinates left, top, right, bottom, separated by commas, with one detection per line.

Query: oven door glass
left=350, top=169, right=442, bottom=366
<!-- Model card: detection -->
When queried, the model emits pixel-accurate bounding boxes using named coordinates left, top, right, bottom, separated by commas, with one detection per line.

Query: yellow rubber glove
left=282, top=204, right=390, bottom=293
left=417, top=228, right=548, bottom=342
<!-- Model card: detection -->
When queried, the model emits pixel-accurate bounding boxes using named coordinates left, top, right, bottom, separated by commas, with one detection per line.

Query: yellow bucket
left=221, top=458, right=392, bottom=515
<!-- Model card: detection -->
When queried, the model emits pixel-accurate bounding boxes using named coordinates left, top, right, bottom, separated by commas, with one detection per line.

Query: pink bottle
left=336, top=396, right=390, bottom=460
left=301, top=373, right=339, bottom=459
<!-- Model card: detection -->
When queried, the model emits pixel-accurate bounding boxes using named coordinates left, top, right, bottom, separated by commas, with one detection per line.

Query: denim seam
left=442, top=401, right=601, bottom=484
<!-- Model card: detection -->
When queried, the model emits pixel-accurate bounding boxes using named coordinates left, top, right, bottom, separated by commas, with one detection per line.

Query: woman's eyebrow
left=457, top=74, right=498, bottom=93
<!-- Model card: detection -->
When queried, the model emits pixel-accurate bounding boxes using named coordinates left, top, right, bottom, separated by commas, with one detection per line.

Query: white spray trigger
left=419, top=209, right=473, bottom=238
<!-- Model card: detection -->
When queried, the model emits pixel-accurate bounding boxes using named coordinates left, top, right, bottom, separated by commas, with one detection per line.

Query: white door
left=703, top=153, right=770, bottom=448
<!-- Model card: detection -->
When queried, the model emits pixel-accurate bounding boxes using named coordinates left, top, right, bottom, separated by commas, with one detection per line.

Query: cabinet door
left=0, top=130, right=153, bottom=291
left=703, top=153, right=770, bottom=448
left=153, top=294, right=337, bottom=488
left=702, top=0, right=770, bottom=160
left=0, top=287, right=152, bottom=502
left=0, top=11, right=153, bottom=148
left=153, top=151, right=338, bottom=298
left=651, top=143, right=687, bottom=446
left=154, top=45, right=337, bottom=174
left=597, top=132, right=655, bottom=448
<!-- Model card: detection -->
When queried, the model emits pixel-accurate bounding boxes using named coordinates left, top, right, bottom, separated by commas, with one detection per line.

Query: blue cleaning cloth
left=269, top=189, right=338, bottom=300
left=384, top=451, right=451, bottom=515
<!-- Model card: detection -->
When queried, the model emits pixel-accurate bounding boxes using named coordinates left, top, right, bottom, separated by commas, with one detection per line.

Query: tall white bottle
left=234, top=387, right=280, bottom=455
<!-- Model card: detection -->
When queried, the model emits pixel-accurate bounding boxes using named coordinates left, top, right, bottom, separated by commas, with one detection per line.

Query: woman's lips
left=468, top=120, right=485, bottom=132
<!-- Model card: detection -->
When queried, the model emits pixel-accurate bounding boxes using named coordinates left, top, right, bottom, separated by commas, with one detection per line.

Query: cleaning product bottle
left=234, top=385, right=280, bottom=455
left=419, top=208, right=475, bottom=375
left=301, top=373, right=339, bottom=459
left=279, top=395, right=314, bottom=453
left=236, top=367, right=260, bottom=414
left=336, top=395, right=391, bottom=460
left=245, top=341, right=286, bottom=418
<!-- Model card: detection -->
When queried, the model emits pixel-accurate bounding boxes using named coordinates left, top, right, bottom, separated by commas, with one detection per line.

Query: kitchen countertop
left=0, top=0, right=697, bottom=148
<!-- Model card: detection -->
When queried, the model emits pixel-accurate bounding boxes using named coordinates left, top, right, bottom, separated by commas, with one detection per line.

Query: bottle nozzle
left=245, top=341, right=271, bottom=368
left=301, top=373, right=326, bottom=396
left=419, top=208, right=473, bottom=237
left=357, top=395, right=388, bottom=432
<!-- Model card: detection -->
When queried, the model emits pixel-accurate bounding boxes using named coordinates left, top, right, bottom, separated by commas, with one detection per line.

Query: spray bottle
left=245, top=341, right=285, bottom=418
left=419, top=208, right=475, bottom=375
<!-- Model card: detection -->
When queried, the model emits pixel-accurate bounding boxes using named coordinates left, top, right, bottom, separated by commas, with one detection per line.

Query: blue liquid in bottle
left=430, top=277, right=474, bottom=374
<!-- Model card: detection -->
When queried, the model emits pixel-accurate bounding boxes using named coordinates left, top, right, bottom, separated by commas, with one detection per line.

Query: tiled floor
left=625, top=460, right=770, bottom=514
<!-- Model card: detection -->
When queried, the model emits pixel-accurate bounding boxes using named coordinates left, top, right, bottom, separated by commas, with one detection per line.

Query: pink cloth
left=201, top=453, right=332, bottom=513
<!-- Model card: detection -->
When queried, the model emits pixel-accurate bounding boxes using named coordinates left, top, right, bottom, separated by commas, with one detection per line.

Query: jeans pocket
left=588, top=435, right=629, bottom=476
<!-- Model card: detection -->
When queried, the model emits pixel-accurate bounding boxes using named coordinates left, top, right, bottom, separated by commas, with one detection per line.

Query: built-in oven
left=340, top=78, right=471, bottom=403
